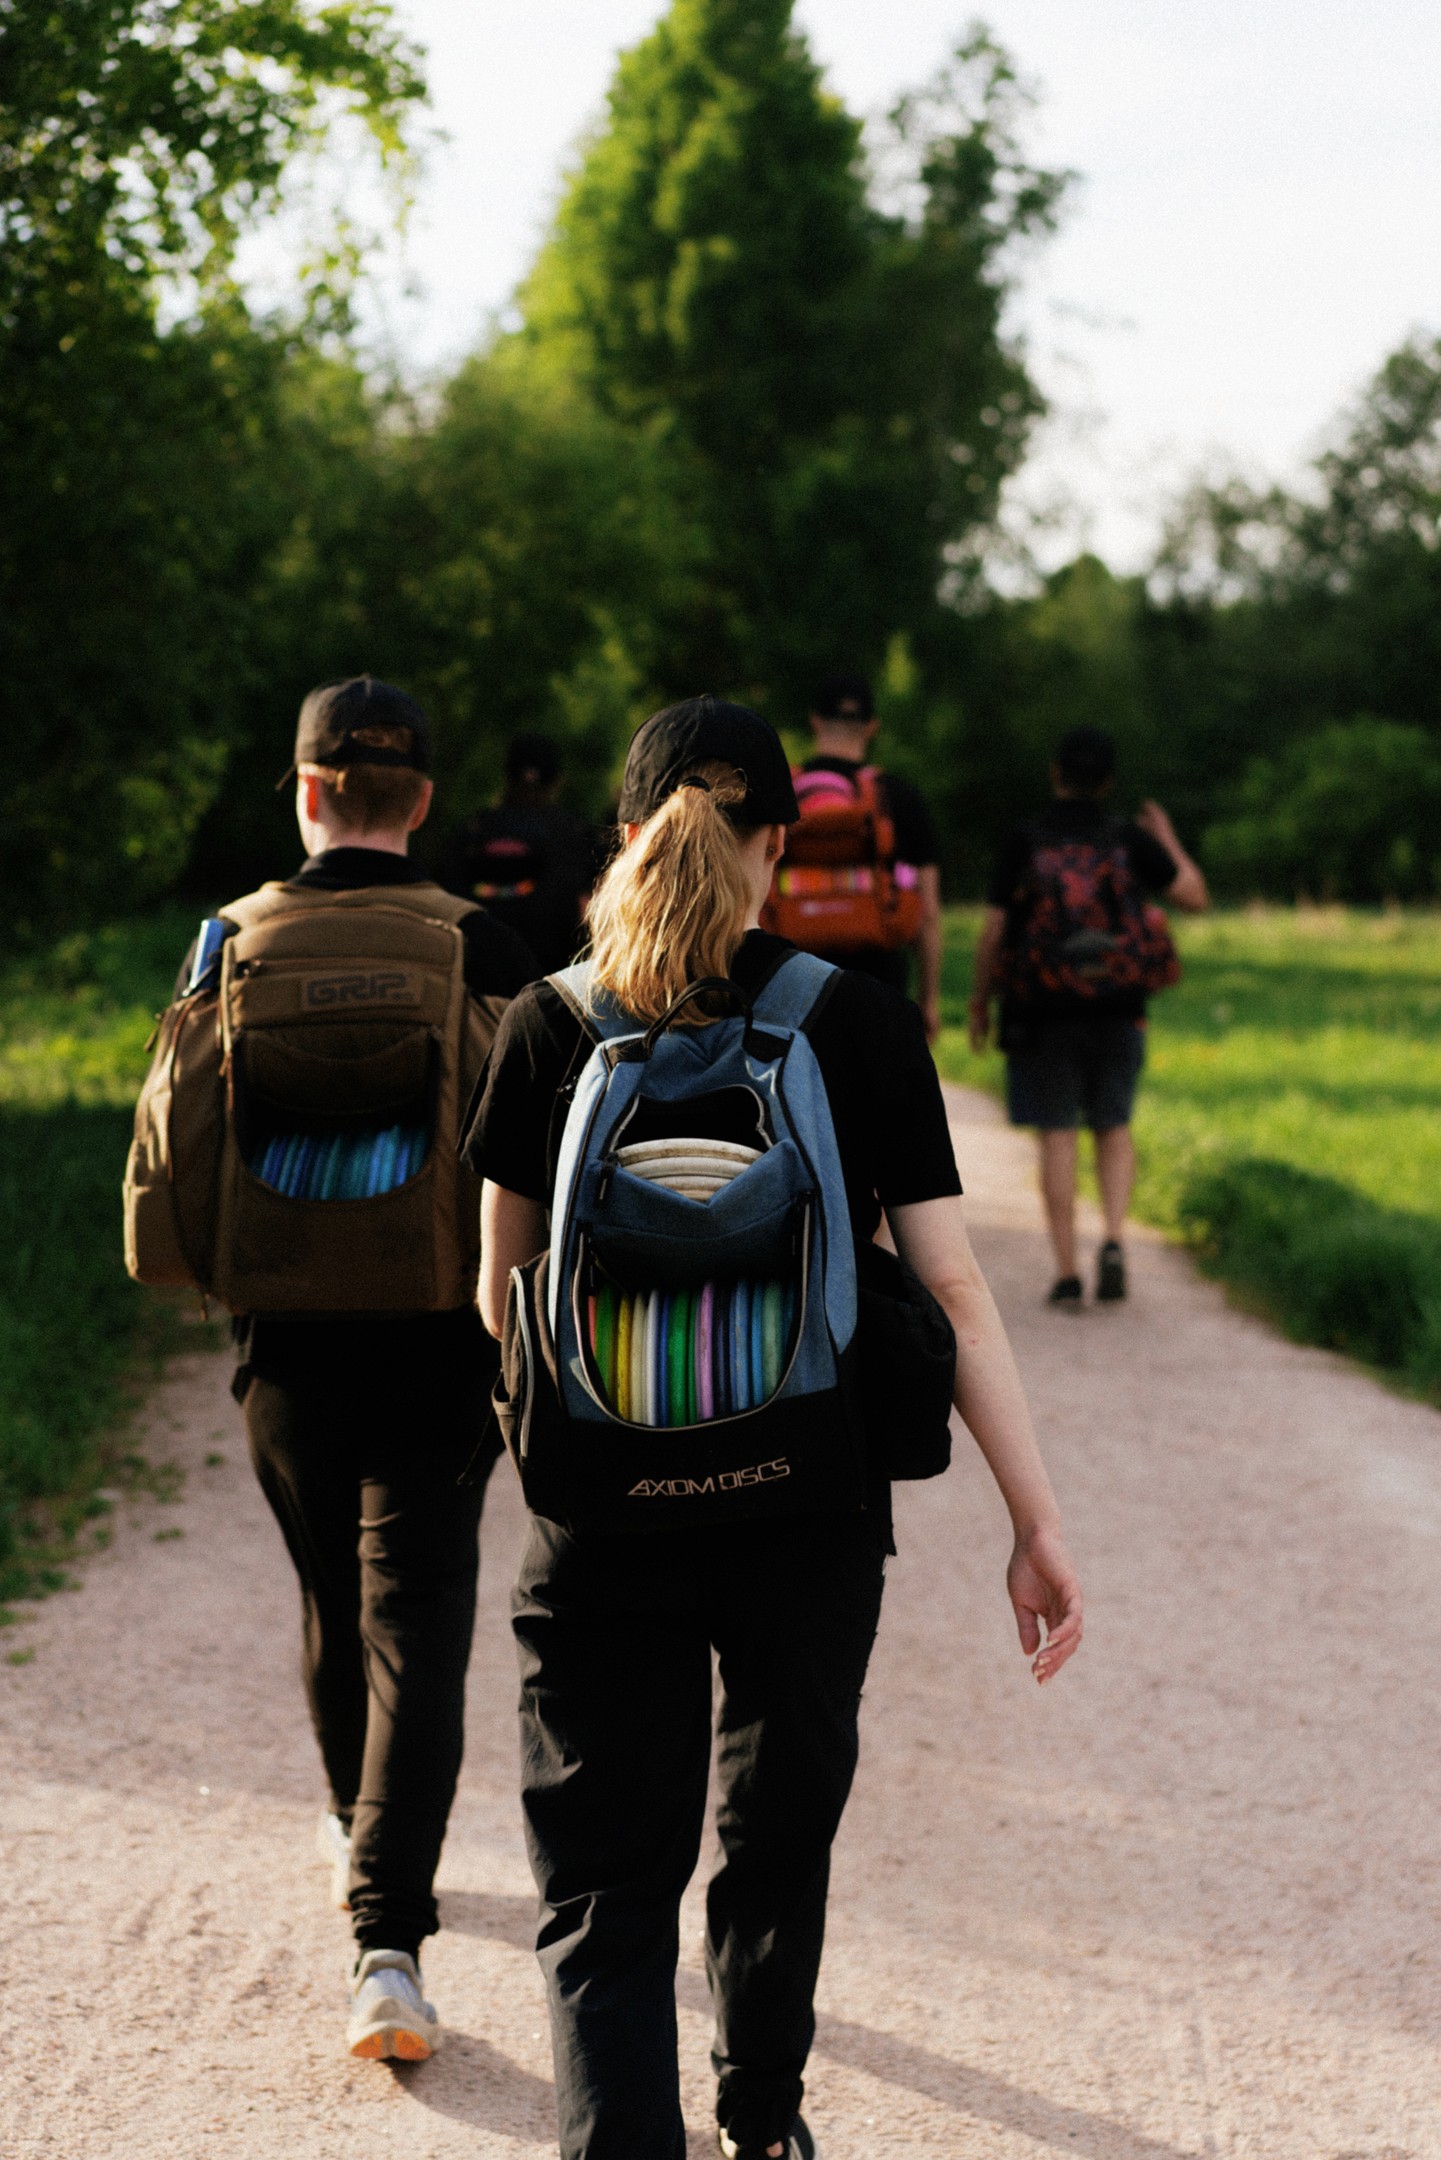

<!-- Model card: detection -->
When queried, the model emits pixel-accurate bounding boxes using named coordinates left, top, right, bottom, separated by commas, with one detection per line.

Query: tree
left=519, top=3, right=1066, bottom=708
left=1203, top=718, right=1441, bottom=901
left=1149, top=337, right=1441, bottom=770
left=188, top=347, right=700, bottom=893
left=0, top=0, right=424, bottom=923
left=1, top=0, right=420, bottom=319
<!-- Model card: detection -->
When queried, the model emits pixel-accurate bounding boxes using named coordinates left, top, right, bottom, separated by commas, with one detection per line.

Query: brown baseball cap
left=278, top=676, right=431, bottom=788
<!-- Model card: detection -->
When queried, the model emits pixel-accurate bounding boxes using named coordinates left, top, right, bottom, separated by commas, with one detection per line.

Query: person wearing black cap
left=795, top=670, right=944, bottom=1038
left=175, top=676, right=536, bottom=2058
left=969, top=725, right=1209, bottom=1305
left=438, top=729, right=605, bottom=976
left=463, top=695, right=1083, bottom=2160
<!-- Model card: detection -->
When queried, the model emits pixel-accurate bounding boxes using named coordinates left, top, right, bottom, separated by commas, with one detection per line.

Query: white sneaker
left=316, top=1810, right=352, bottom=1911
left=346, top=1949, right=441, bottom=2061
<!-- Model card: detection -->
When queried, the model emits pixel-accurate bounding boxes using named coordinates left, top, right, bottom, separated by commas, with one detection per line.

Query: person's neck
left=812, top=726, right=872, bottom=763
left=305, top=827, right=411, bottom=859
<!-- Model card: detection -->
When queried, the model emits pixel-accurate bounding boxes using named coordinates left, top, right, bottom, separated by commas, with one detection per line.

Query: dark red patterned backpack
left=996, top=821, right=1180, bottom=1001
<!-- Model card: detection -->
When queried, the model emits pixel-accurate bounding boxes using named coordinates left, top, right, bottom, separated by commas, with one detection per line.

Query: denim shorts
left=1004, top=1012, right=1147, bottom=1132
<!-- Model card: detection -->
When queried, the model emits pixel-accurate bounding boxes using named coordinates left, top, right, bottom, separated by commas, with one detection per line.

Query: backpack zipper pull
left=596, top=1157, right=616, bottom=1204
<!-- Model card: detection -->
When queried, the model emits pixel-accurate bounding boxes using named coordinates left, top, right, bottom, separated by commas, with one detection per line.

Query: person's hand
left=1135, top=799, right=1178, bottom=848
left=967, top=995, right=991, bottom=1055
left=920, top=995, right=942, bottom=1044
left=1007, top=1523, right=1083, bottom=1684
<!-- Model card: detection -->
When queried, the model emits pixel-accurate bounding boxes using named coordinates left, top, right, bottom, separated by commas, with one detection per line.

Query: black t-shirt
left=462, top=930, right=962, bottom=1547
left=986, top=801, right=1178, bottom=1022
left=462, top=929, right=961, bottom=1246
left=174, top=846, right=538, bottom=1391
left=797, top=757, right=939, bottom=994
left=438, top=804, right=607, bottom=979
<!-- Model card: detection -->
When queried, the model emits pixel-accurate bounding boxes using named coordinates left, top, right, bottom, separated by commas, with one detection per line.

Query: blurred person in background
left=766, top=672, right=943, bottom=1040
left=441, top=730, right=605, bottom=977
left=969, top=725, right=1208, bottom=1305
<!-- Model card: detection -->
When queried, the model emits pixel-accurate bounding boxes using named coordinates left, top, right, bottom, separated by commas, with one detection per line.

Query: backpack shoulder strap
left=220, top=882, right=295, bottom=930
left=793, top=764, right=859, bottom=805
left=384, top=881, right=483, bottom=927
left=749, top=949, right=839, bottom=1034
left=546, top=961, right=639, bottom=1046
left=223, top=879, right=479, bottom=932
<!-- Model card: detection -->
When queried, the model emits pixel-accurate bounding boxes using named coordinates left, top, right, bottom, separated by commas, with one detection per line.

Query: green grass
left=937, top=906, right=1441, bottom=1392
left=0, top=911, right=202, bottom=1603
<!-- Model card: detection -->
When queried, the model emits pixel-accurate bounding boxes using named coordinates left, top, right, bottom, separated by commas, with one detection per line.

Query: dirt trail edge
left=5, top=1084, right=1440, bottom=2159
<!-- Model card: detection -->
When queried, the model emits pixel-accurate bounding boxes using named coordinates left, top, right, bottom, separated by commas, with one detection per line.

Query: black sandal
left=1047, top=1275, right=1083, bottom=1307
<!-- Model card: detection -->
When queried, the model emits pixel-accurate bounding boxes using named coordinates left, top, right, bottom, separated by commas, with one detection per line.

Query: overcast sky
left=290, top=0, right=1441, bottom=571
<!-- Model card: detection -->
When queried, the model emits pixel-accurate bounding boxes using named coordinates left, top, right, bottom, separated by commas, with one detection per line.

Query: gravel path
left=5, top=1085, right=1441, bottom=2158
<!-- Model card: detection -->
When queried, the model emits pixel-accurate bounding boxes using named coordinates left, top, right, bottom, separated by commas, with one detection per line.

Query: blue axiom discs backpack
left=493, top=952, right=870, bottom=1531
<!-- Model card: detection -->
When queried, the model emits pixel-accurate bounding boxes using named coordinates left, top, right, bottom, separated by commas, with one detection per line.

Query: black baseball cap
left=812, top=670, right=874, bottom=721
left=278, top=676, right=431, bottom=788
left=617, top=696, right=800, bottom=826
left=505, top=730, right=563, bottom=789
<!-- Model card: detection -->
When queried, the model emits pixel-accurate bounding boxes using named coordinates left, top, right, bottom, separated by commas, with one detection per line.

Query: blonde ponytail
left=586, top=762, right=755, bottom=1024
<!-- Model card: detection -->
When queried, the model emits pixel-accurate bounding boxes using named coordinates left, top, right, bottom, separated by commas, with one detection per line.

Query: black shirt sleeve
left=1120, top=823, right=1180, bottom=894
left=458, top=909, right=541, bottom=997
left=985, top=826, right=1034, bottom=908
left=461, top=981, right=582, bottom=1201
left=806, top=972, right=961, bottom=1231
left=880, top=772, right=940, bottom=868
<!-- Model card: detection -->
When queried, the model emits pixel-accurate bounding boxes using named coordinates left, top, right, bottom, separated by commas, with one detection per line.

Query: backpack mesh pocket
left=582, top=1266, right=801, bottom=1428
left=234, top=1030, right=436, bottom=1202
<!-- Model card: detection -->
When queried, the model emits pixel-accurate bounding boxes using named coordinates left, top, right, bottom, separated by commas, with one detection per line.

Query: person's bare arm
left=888, top=1193, right=1083, bottom=1683
left=1134, top=800, right=1209, bottom=911
left=479, top=1181, right=547, bottom=1337
left=968, top=904, right=1007, bottom=1053
left=914, top=864, right=943, bottom=1042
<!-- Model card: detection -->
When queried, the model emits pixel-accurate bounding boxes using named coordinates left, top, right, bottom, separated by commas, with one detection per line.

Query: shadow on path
left=387, top=2030, right=556, bottom=2142
left=673, top=1966, right=1201, bottom=2160
left=438, top=1887, right=536, bottom=1949
left=811, top=2009, right=1206, bottom=2160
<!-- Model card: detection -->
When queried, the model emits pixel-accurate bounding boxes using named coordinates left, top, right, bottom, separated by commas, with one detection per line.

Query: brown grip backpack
left=123, top=882, right=509, bottom=1313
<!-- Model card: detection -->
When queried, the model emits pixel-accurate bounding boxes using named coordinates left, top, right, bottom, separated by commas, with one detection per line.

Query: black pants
left=241, top=1315, right=498, bottom=1957
left=514, top=1510, right=887, bottom=2159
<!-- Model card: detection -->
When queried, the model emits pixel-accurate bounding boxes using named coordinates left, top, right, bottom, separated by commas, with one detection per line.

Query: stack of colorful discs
left=615, top=1137, right=761, bottom=1202
left=249, top=1123, right=428, bottom=1199
left=587, top=1275, right=798, bottom=1426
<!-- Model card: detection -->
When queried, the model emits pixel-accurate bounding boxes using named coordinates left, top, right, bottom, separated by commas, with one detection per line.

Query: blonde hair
left=586, top=762, right=756, bottom=1024
left=305, top=725, right=428, bottom=834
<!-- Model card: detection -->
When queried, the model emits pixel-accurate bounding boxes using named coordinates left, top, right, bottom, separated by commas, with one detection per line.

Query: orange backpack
left=761, top=766, right=923, bottom=956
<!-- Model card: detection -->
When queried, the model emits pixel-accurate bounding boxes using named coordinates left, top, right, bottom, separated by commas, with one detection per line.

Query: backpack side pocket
left=855, top=1242, right=956, bottom=1481
left=497, top=1250, right=573, bottom=1524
